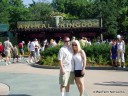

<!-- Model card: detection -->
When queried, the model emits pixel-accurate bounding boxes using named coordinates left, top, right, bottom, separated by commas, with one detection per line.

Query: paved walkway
left=0, top=59, right=128, bottom=96
left=0, top=59, right=87, bottom=96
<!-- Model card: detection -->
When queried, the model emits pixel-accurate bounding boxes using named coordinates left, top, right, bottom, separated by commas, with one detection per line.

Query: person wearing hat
left=18, top=41, right=25, bottom=60
left=116, top=35, right=126, bottom=68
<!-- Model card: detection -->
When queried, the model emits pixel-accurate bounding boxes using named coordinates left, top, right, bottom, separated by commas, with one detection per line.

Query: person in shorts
left=117, top=35, right=125, bottom=68
left=72, top=40, right=86, bottom=96
left=34, top=38, right=41, bottom=62
left=27, top=40, right=37, bottom=63
left=4, top=37, right=13, bottom=65
left=12, top=45, right=19, bottom=63
left=18, top=41, right=25, bottom=60
left=58, top=37, right=75, bottom=96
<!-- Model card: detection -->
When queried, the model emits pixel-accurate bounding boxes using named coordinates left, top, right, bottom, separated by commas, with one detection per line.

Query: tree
left=8, top=0, right=30, bottom=22
left=29, top=1, right=54, bottom=20
left=0, top=0, right=10, bottom=23
left=119, top=6, right=128, bottom=33
left=52, top=0, right=119, bottom=38
left=52, top=0, right=92, bottom=18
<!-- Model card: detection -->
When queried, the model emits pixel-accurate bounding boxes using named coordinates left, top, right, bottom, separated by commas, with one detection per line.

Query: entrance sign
left=17, top=19, right=100, bottom=29
left=59, top=19, right=100, bottom=28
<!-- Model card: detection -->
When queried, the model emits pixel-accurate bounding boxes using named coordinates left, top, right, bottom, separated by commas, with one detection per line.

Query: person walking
left=117, top=35, right=125, bottom=68
left=4, top=37, right=13, bottom=65
left=18, top=41, right=25, bottom=60
left=58, top=36, right=75, bottom=96
left=12, top=45, right=19, bottom=63
left=0, top=42, right=4, bottom=62
left=72, top=40, right=86, bottom=96
left=27, top=40, right=37, bottom=63
left=34, top=38, right=41, bottom=62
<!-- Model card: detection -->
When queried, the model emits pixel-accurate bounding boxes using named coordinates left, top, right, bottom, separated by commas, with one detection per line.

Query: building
left=10, top=16, right=104, bottom=43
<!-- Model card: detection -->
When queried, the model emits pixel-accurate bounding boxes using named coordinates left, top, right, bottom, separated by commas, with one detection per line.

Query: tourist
left=110, top=40, right=117, bottom=67
left=0, top=42, right=4, bottom=62
left=26, top=41, right=31, bottom=63
left=4, top=37, right=13, bottom=65
left=87, top=39, right=91, bottom=46
left=12, top=45, right=19, bottom=63
left=41, top=39, right=47, bottom=51
left=34, top=38, right=41, bottom=61
left=49, top=39, right=57, bottom=47
left=71, top=36, right=76, bottom=43
left=79, top=37, right=88, bottom=47
left=18, top=41, right=25, bottom=60
left=27, top=39, right=37, bottom=63
left=117, top=35, right=125, bottom=68
left=58, top=37, right=63, bottom=46
left=71, top=40, right=86, bottom=96
left=58, top=36, right=75, bottom=96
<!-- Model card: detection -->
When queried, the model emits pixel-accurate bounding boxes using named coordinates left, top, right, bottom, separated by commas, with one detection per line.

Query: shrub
left=40, top=45, right=62, bottom=57
left=39, top=43, right=128, bottom=66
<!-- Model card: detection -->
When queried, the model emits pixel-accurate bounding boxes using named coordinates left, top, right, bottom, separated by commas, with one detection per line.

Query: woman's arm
left=79, top=50, right=86, bottom=70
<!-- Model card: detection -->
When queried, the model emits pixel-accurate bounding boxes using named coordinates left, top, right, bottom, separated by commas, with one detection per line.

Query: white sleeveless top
left=73, top=53, right=83, bottom=70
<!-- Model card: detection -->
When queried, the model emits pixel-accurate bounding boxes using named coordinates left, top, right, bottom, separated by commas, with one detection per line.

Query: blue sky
left=22, top=0, right=52, bottom=5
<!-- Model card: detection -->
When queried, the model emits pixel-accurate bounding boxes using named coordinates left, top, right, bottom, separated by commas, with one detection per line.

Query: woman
left=72, top=40, right=86, bottom=96
left=110, top=40, right=117, bottom=67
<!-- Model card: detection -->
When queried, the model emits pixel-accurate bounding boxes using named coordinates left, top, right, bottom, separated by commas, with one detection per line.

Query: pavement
left=0, top=58, right=128, bottom=96
left=0, top=59, right=87, bottom=96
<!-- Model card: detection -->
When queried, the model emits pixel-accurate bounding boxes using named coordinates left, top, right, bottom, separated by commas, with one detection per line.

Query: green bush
left=39, top=43, right=128, bottom=66
left=41, top=45, right=62, bottom=57
left=83, top=43, right=110, bottom=65
left=40, top=46, right=60, bottom=66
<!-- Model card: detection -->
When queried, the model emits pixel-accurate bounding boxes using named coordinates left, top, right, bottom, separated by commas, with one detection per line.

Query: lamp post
left=100, top=17, right=103, bottom=42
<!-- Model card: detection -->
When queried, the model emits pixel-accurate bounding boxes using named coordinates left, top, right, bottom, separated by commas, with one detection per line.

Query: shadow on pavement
left=86, top=67, right=128, bottom=71
left=94, top=81, right=128, bottom=86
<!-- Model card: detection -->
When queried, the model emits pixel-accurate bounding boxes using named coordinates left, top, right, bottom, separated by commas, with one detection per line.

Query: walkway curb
left=31, top=63, right=128, bottom=71
left=86, top=66, right=128, bottom=71
left=0, top=83, right=10, bottom=95
left=31, top=63, right=60, bottom=69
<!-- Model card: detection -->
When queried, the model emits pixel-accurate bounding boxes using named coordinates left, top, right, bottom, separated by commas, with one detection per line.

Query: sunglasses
left=72, top=44, right=77, bottom=46
left=65, top=40, right=70, bottom=42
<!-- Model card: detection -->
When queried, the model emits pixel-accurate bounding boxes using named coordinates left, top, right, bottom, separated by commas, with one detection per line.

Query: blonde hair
left=72, top=40, right=87, bottom=66
left=72, top=40, right=82, bottom=54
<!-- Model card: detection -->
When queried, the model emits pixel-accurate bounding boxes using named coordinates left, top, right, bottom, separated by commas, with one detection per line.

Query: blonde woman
left=72, top=40, right=86, bottom=96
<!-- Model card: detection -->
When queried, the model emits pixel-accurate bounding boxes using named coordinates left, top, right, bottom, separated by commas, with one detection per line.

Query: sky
left=22, top=0, right=52, bottom=6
